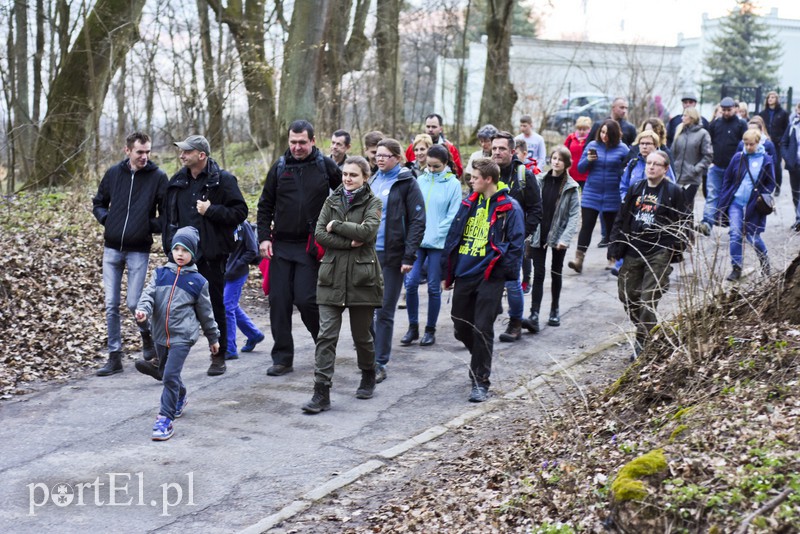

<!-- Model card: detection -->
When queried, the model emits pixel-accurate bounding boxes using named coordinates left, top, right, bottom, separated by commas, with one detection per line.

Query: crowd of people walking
left=92, top=91, right=798, bottom=439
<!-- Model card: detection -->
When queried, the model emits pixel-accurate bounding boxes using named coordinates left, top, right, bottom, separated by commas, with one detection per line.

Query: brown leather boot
left=499, top=318, right=522, bottom=342
left=568, top=250, right=586, bottom=274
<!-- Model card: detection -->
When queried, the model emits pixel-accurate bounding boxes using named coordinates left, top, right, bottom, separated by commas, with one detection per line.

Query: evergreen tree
left=703, top=0, right=782, bottom=95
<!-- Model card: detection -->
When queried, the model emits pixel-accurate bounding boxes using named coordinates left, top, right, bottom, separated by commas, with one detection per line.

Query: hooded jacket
left=780, top=117, right=800, bottom=171
left=257, top=146, right=342, bottom=243
left=441, top=183, right=525, bottom=287
left=672, top=124, right=713, bottom=187
left=92, top=159, right=168, bottom=252
left=416, top=168, right=463, bottom=249
left=315, top=184, right=384, bottom=307
left=163, top=158, right=248, bottom=261
left=577, top=140, right=630, bottom=212
left=368, top=166, right=426, bottom=268
left=137, top=227, right=219, bottom=347
left=530, top=172, right=581, bottom=249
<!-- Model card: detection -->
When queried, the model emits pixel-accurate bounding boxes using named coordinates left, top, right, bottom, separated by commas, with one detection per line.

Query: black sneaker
left=267, top=364, right=294, bottom=376
left=597, top=238, right=609, bottom=248
left=241, top=333, right=265, bottom=353
left=375, top=363, right=387, bottom=384
left=726, top=266, right=742, bottom=282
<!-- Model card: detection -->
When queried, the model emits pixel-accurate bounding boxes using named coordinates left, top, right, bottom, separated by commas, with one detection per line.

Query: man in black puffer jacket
left=162, top=135, right=248, bottom=376
left=257, top=120, right=342, bottom=377
left=92, top=132, right=168, bottom=377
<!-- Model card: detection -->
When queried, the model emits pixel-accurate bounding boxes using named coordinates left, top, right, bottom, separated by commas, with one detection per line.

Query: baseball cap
left=174, top=135, right=211, bottom=155
left=720, top=97, right=736, bottom=108
left=681, top=92, right=698, bottom=103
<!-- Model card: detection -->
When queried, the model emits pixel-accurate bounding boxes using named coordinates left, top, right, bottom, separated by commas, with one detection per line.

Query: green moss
left=672, top=406, right=693, bottom=420
left=670, top=424, right=688, bottom=442
left=611, top=449, right=668, bottom=502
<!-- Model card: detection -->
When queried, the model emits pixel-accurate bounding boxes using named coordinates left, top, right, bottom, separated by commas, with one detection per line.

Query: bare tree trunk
left=29, top=0, right=147, bottom=189
left=115, top=60, right=127, bottom=147
left=454, top=0, right=472, bottom=145
left=33, top=0, right=45, bottom=124
left=374, top=0, right=402, bottom=135
left=475, top=0, right=517, bottom=133
left=55, top=0, right=69, bottom=75
left=277, top=0, right=329, bottom=155
left=208, top=0, right=277, bottom=152
left=198, top=0, right=224, bottom=150
left=14, top=0, right=35, bottom=178
left=3, top=9, right=16, bottom=193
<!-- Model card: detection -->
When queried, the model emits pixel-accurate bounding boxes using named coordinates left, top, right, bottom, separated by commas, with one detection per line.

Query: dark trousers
left=374, top=251, right=404, bottom=366
left=269, top=241, right=320, bottom=366
left=683, top=184, right=699, bottom=215
left=789, top=167, right=800, bottom=212
left=530, top=246, right=567, bottom=314
left=315, top=305, right=375, bottom=385
left=774, top=145, right=783, bottom=189
left=521, top=253, right=532, bottom=286
left=577, top=207, right=617, bottom=253
left=451, top=274, right=505, bottom=388
left=197, top=256, right=227, bottom=359
left=157, top=343, right=190, bottom=420
left=617, top=250, right=673, bottom=350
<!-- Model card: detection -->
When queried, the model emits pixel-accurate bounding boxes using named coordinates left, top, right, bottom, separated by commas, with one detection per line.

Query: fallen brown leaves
left=1, top=192, right=142, bottom=397
left=334, top=271, right=799, bottom=533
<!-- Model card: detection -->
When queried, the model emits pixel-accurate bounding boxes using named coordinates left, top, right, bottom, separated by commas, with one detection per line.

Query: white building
left=436, top=7, right=800, bottom=129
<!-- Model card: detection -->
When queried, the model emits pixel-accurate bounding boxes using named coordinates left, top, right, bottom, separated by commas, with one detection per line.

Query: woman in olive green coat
left=302, top=156, right=384, bottom=414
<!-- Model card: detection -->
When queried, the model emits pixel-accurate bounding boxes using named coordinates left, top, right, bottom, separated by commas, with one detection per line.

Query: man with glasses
left=698, top=97, right=747, bottom=235
left=609, top=150, right=690, bottom=361
left=258, top=120, right=342, bottom=377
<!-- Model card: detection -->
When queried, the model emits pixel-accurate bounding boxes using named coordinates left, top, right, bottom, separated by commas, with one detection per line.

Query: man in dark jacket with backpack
left=160, top=135, right=248, bottom=376
left=93, top=132, right=168, bottom=377
left=257, top=120, right=342, bottom=377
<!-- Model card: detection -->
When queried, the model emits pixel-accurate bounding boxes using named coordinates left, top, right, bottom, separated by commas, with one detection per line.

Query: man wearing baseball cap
left=157, top=135, right=248, bottom=376
left=666, top=92, right=709, bottom=147
left=698, top=97, right=748, bottom=235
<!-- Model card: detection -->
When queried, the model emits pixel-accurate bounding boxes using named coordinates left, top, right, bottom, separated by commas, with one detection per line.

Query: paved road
left=1, top=186, right=798, bottom=533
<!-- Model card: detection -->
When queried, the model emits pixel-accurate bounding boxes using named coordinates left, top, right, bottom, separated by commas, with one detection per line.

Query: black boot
left=521, top=312, right=540, bottom=333
left=499, top=318, right=522, bottom=342
left=140, top=331, right=156, bottom=361
left=419, top=326, right=436, bottom=346
left=400, top=324, right=419, bottom=345
left=96, top=351, right=124, bottom=376
left=207, top=354, right=227, bottom=376
left=356, top=369, right=376, bottom=399
left=302, top=382, right=331, bottom=413
left=135, top=357, right=162, bottom=381
left=726, top=266, right=742, bottom=282
left=548, top=308, right=560, bottom=327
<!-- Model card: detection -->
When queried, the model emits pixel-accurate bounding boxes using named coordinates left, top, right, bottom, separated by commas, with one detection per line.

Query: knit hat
left=171, top=226, right=200, bottom=259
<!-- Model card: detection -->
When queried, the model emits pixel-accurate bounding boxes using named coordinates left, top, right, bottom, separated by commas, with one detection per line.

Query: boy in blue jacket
left=136, top=227, right=219, bottom=441
left=224, top=222, right=265, bottom=359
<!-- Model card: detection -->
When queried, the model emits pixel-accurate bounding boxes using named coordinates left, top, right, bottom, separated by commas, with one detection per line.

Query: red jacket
left=564, top=133, right=589, bottom=184
left=405, top=137, right=463, bottom=177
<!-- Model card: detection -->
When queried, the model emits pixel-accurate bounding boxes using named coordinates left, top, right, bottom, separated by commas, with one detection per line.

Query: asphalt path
left=1, top=182, right=798, bottom=533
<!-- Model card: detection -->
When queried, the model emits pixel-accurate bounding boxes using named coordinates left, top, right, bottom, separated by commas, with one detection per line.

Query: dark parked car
left=547, top=97, right=612, bottom=135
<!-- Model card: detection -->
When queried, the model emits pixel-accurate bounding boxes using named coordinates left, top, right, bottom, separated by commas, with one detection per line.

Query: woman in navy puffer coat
left=568, top=119, right=629, bottom=273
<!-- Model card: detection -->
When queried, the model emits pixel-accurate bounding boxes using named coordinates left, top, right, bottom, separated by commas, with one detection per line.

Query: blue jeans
left=224, top=274, right=263, bottom=356
left=404, top=248, right=443, bottom=328
left=702, top=165, right=725, bottom=226
left=102, top=247, right=150, bottom=353
left=728, top=203, right=768, bottom=268
left=158, top=343, right=190, bottom=420
left=505, top=275, right=524, bottom=321
left=374, top=251, right=405, bottom=366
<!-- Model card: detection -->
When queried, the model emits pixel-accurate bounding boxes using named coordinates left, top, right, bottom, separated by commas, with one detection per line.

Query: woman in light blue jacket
left=401, top=144, right=463, bottom=347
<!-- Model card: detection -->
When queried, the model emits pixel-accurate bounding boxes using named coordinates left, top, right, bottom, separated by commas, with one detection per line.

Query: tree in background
left=475, top=0, right=517, bottom=134
left=703, top=0, right=782, bottom=96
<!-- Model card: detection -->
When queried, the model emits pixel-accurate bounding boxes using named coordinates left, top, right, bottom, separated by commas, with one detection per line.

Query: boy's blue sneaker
left=241, top=333, right=265, bottom=353
left=175, top=394, right=188, bottom=418
left=225, top=352, right=239, bottom=360
left=152, top=416, right=174, bottom=441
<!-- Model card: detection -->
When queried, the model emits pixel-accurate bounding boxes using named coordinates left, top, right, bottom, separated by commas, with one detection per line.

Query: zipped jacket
left=416, top=169, right=463, bottom=249
left=442, top=184, right=525, bottom=287
left=137, top=261, right=219, bottom=348
left=530, top=172, right=581, bottom=249
left=92, top=159, right=168, bottom=252
left=315, top=184, right=384, bottom=307
left=163, top=158, right=248, bottom=261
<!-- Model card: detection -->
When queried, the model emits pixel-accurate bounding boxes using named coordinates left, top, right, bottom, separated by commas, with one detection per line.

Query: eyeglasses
left=646, top=161, right=666, bottom=167
left=638, top=142, right=655, bottom=146
left=375, top=154, right=395, bottom=159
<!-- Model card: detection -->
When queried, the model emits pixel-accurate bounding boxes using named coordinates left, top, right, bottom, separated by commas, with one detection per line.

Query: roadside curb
left=238, top=334, right=627, bottom=533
